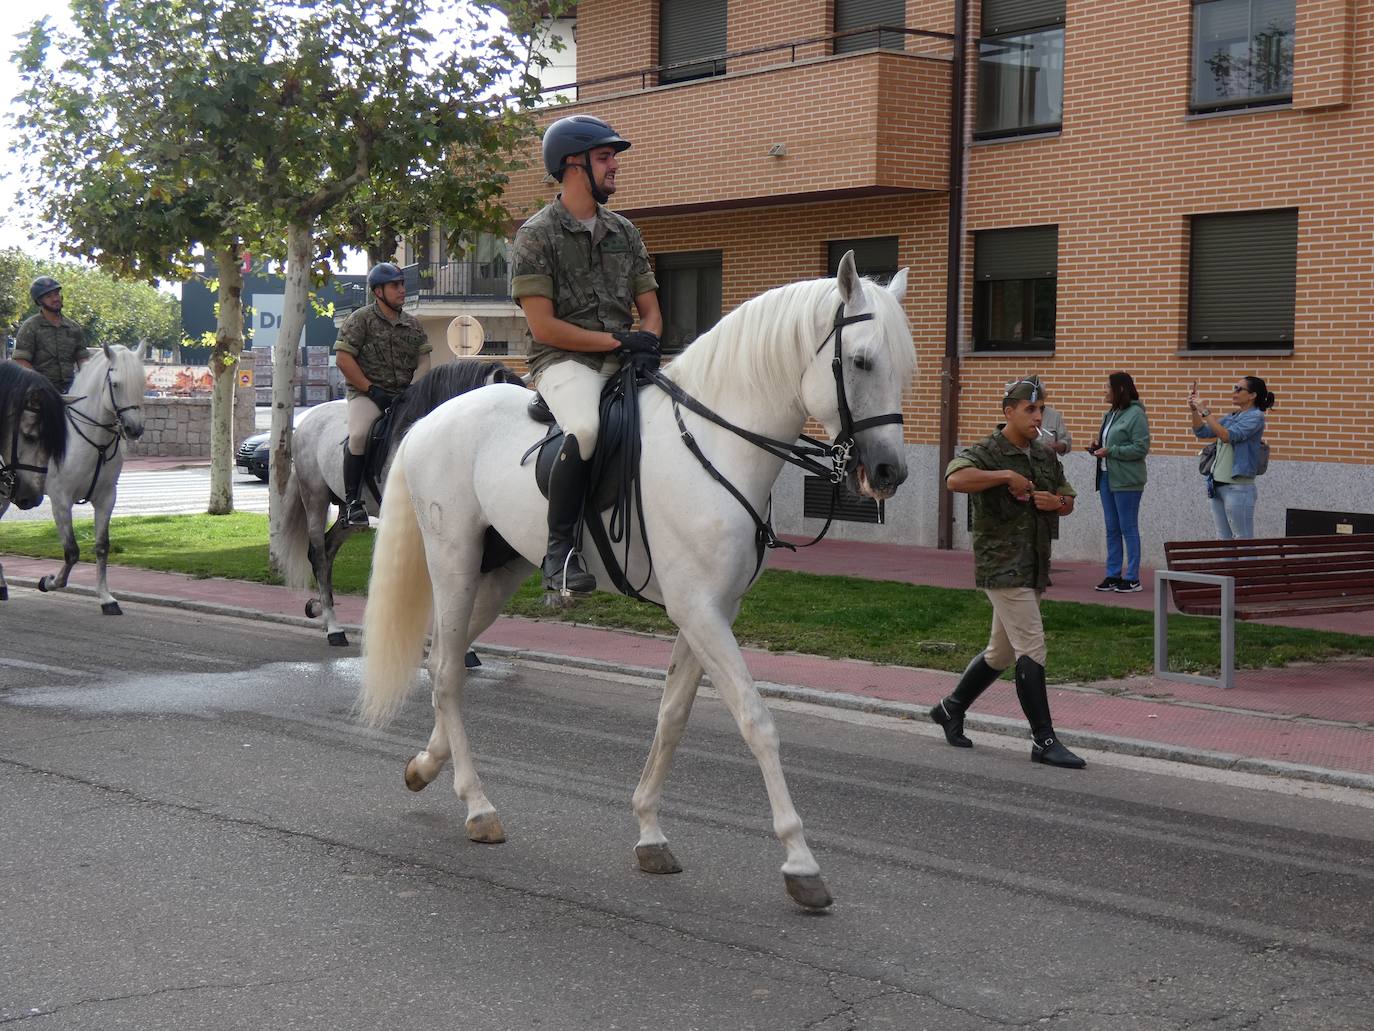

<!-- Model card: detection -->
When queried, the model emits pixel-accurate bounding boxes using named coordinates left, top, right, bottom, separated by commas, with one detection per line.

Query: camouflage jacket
left=946, top=430, right=1076, bottom=590
left=332, top=302, right=431, bottom=398
left=13, top=313, right=88, bottom=392
left=510, top=196, right=658, bottom=379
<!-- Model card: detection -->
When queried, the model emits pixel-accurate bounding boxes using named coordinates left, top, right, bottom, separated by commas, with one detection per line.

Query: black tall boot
left=1014, top=655, right=1086, bottom=769
left=929, top=652, right=1004, bottom=748
left=542, top=434, right=596, bottom=595
left=342, top=450, right=369, bottom=527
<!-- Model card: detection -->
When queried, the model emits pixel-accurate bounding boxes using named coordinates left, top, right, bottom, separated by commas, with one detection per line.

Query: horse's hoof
left=464, top=650, right=481, bottom=669
left=635, top=843, right=683, bottom=875
left=36, top=578, right=50, bottom=593
left=305, top=598, right=322, bottom=618
left=403, top=757, right=432, bottom=792
left=101, top=602, right=123, bottom=616
left=784, top=873, right=834, bottom=911
left=327, top=631, right=349, bottom=647
left=465, top=812, right=506, bottom=844
left=0, top=586, right=8, bottom=601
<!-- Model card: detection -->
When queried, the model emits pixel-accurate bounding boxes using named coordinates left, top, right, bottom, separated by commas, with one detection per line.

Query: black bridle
left=64, top=364, right=139, bottom=504
left=590, top=300, right=905, bottom=599
left=0, top=410, right=48, bottom=500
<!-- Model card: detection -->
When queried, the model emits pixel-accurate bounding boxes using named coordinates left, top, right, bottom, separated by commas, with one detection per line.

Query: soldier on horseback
left=333, top=262, right=432, bottom=527
left=12, top=277, right=89, bottom=393
left=511, top=115, right=663, bottom=595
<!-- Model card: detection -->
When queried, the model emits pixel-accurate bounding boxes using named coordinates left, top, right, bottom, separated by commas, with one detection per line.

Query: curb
left=11, top=577, right=1374, bottom=794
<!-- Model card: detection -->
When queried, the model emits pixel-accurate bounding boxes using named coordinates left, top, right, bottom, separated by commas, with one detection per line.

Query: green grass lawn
left=4, top=513, right=1371, bottom=682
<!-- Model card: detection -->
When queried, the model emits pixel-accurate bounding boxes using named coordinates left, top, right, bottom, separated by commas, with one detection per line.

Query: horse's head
left=799, top=251, right=915, bottom=501
left=103, top=341, right=147, bottom=439
left=0, top=371, right=67, bottom=510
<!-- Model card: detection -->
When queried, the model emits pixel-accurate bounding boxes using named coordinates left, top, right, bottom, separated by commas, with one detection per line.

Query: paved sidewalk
left=3, top=546, right=1371, bottom=792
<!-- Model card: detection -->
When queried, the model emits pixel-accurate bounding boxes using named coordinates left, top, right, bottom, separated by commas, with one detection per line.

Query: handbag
left=1256, top=440, right=1270, bottom=476
left=1198, top=441, right=1217, bottom=476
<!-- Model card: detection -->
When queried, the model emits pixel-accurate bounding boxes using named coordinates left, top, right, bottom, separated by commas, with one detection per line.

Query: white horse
left=360, top=253, right=915, bottom=910
left=35, top=343, right=146, bottom=614
left=277, top=359, right=525, bottom=645
left=0, top=362, right=69, bottom=599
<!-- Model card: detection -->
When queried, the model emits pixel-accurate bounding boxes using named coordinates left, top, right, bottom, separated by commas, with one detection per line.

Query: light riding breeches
left=346, top=394, right=383, bottom=456
left=982, top=587, right=1048, bottom=667
left=534, top=357, right=621, bottom=456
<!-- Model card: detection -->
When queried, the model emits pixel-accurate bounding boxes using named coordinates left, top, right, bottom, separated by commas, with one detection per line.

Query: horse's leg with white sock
left=38, top=493, right=79, bottom=595
left=316, top=518, right=352, bottom=645
left=680, top=615, right=831, bottom=910
left=91, top=484, right=121, bottom=614
left=631, top=632, right=703, bottom=875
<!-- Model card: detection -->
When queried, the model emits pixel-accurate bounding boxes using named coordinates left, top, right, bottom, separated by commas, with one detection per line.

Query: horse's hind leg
left=38, top=499, right=80, bottom=596
left=405, top=563, right=528, bottom=798
left=678, top=612, right=831, bottom=910
left=0, top=558, right=7, bottom=601
left=631, top=632, right=703, bottom=875
left=315, top=517, right=353, bottom=646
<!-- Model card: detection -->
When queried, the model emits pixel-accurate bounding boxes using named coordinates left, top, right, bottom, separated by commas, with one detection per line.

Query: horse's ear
left=133, top=340, right=147, bottom=360
left=102, top=342, right=114, bottom=361
left=887, top=267, right=909, bottom=303
left=836, top=250, right=859, bottom=305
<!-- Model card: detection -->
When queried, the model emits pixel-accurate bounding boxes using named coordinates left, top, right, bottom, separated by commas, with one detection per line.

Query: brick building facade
left=503, top=1, right=1374, bottom=565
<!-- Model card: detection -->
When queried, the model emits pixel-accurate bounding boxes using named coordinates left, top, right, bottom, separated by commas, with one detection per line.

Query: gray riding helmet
left=541, top=115, right=631, bottom=180
left=30, top=276, right=61, bottom=305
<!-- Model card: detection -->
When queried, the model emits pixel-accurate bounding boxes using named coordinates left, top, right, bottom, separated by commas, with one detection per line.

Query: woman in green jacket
left=1090, top=372, right=1151, bottom=592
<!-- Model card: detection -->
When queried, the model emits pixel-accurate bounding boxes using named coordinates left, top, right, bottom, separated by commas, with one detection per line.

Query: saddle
left=524, top=390, right=630, bottom=514
left=337, top=404, right=399, bottom=505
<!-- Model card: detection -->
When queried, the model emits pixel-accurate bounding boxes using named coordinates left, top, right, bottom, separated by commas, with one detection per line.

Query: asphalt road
left=2, top=592, right=1371, bottom=1030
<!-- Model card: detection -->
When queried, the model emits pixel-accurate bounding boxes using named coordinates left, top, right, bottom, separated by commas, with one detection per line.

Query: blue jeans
left=1211, top=482, right=1257, bottom=539
left=1100, top=476, right=1143, bottom=581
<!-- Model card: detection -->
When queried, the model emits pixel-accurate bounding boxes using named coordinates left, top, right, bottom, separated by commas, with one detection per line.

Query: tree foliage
left=0, top=247, right=182, bottom=351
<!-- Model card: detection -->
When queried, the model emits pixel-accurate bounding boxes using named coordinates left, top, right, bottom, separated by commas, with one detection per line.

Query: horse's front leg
left=0, top=557, right=7, bottom=601
left=92, top=484, right=121, bottom=614
left=677, top=611, right=831, bottom=911
left=631, top=632, right=703, bottom=875
left=38, top=498, right=80, bottom=595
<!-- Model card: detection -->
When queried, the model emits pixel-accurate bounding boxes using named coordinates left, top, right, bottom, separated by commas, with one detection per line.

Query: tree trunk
left=268, top=221, right=313, bottom=574
left=207, top=247, right=244, bottom=515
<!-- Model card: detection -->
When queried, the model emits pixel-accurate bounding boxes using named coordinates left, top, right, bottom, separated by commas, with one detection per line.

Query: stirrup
left=343, top=499, right=369, bottom=526
left=544, top=550, right=594, bottom=597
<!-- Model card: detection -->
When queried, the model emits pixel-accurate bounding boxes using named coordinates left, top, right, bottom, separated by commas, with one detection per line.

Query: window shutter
left=1190, top=210, right=1298, bottom=345
left=981, top=0, right=1065, bottom=36
left=974, top=226, right=1058, bottom=280
left=828, top=237, right=899, bottom=282
left=835, top=0, right=905, bottom=53
left=660, top=0, right=727, bottom=81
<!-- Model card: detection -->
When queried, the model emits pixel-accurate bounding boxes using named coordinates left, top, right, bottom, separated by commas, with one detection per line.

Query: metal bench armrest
left=1154, top=569, right=1235, bottom=690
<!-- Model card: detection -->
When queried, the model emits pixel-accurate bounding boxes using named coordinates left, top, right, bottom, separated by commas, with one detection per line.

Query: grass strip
left=3, top=512, right=1371, bottom=682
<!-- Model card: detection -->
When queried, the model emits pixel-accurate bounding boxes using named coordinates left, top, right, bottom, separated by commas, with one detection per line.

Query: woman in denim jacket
left=1190, top=375, right=1275, bottom=538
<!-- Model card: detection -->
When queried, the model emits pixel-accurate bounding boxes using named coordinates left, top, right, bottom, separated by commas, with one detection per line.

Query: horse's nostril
left=875, top=462, right=899, bottom=486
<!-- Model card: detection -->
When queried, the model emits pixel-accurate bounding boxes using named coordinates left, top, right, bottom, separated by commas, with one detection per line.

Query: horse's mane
left=0, top=362, right=67, bottom=465
left=663, top=276, right=914, bottom=414
left=388, top=359, right=523, bottom=443
left=68, top=345, right=110, bottom=397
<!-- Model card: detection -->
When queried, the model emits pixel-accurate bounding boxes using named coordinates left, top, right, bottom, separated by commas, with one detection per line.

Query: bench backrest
left=1162, top=534, right=1374, bottom=614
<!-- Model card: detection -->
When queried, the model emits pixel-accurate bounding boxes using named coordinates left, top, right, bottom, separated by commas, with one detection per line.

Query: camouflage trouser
left=534, top=356, right=622, bottom=455
left=983, top=587, right=1047, bottom=667
left=346, top=395, right=382, bottom=456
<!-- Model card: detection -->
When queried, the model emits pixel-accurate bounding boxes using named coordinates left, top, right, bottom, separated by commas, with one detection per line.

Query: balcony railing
left=404, top=261, right=511, bottom=301
left=532, top=24, right=956, bottom=100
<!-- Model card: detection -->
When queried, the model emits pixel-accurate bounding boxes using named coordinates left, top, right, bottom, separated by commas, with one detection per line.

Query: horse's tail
left=359, top=445, right=432, bottom=727
left=278, top=467, right=314, bottom=591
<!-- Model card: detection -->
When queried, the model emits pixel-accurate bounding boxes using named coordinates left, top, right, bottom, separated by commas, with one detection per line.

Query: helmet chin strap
left=566, top=150, right=610, bottom=205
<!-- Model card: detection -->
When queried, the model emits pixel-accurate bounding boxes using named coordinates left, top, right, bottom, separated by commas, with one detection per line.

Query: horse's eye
left=852, top=354, right=872, bottom=372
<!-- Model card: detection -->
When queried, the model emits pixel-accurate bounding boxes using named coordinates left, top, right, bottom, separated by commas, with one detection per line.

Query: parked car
left=236, top=431, right=269, bottom=481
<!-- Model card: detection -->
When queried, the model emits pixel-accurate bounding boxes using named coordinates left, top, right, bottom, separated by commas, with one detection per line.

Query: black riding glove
left=612, top=330, right=661, bottom=356
left=366, top=384, right=393, bottom=410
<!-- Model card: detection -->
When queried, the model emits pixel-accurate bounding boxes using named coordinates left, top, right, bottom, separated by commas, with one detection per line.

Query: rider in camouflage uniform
left=332, top=262, right=432, bottom=526
left=12, top=277, right=88, bottom=393
left=931, top=377, right=1087, bottom=769
left=511, top=115, right=662, bottom=595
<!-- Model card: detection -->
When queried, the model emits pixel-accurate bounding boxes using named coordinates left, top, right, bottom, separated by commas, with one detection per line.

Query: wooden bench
left=1154, top=534, right=1374, bottom=689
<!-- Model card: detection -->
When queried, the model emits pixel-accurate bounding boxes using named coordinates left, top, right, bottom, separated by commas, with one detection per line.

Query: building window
left=1188, top=209, right=1297, bottom=350
left=835, top=0, right=906, bottom=54
left=972, top=226, right=1058, bottom=352
left=659, top=0, right=727, bottom=84
left=975, top=1, right=1064, bottom=139
left=1191, top=0, right=1295, bottom=112
left=827, top=237, right=899, bottom=285
left=655, top=250, right=723, bottom=355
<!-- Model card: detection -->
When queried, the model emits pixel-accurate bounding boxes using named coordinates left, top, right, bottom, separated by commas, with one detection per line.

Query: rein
left=63, top=366, right=134, bottom=505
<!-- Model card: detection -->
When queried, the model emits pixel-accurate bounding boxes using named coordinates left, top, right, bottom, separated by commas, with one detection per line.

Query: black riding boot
left=542, top=434, right=596, bottom=595
left=1014, top=655, right=1086, bottom=769
left=342, top=450, right=369, bottom=527
left=930, top=652, right=1004, bottom=748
